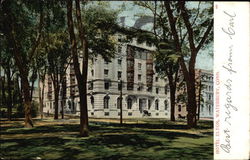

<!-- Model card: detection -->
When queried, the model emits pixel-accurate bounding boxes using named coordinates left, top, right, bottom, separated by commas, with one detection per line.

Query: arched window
left=208, top=105, right=211, bottom=114
left=164, top=100, right=168, bottom=110
left=127, top=97, right=132, bottom=109
left=155, top=99, right=159, bottom=110
left=117, top=97, right=122, bottom=109
left=104, top=95, right=110, bottom=109
left=90, top=96, right=94, bottom=109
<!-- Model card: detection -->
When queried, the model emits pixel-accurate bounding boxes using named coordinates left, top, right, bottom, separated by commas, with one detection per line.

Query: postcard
left=0, top=1, right=249, bottom=160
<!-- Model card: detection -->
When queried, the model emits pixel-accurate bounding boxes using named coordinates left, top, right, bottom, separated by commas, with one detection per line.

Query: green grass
left=0, top=118, right=213, bottom=160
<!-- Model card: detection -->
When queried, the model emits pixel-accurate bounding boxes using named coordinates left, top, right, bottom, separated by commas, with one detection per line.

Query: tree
left=46, top=32, right=70, bottom=119
left=164, top=1, right=213, bottom=127
left=131, top=1, right=180, bottom=121
left=67, top=0, right=119, bottom=136
left=154, top=41, right=179, bottom=121
left=0, top=37, right=17, bottom=120
left=133, top=1, right=213, bottom=126
left=0, top=0, right=46, bottom=127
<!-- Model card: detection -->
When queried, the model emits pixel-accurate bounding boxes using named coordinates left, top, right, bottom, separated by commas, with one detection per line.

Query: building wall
left=175, top=69, right=213, bottom=119
left=42, top=37, right=170, bottom=118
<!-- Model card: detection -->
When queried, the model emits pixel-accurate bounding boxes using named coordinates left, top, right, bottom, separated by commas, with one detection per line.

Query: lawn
left=0, top=118, right=213, bottom=160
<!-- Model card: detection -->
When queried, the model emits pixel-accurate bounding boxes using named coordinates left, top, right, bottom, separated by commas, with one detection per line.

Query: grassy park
left=0, top=118, right=213, bottom=160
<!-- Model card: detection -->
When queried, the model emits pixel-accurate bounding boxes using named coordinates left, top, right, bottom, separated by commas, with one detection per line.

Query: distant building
left=175, top=69, right=213, bottom=119
left=42, top=35, right=170, bottom=118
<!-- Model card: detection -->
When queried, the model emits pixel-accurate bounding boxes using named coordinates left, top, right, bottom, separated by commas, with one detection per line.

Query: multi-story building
left=198, top=69, right=213, bottom=118
left=42, top=36, right=170, bottom=118
left=175, top=69, right=213, bottom=119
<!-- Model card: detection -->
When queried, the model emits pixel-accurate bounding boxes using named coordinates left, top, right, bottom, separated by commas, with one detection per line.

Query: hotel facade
left=42, top=35, right=213, bottom=119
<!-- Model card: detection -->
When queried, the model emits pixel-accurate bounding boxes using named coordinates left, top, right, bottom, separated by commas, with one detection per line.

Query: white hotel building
left=43, top=36, right=171, bottom=118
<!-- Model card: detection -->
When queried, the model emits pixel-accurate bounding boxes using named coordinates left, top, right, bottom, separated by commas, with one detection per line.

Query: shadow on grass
left=1, top=133, right=212, bottom=160
left=1, top=120, right=213, bottom=159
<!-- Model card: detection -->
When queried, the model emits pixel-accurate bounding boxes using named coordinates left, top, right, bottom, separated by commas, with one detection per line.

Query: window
left=156, top=88, right=159, bottom=94
left=138, top=63, right=142, bottom=70
left=118, top=71, right=122, bottom=80
left=139, top=99, right=143, bottom=113
left=118, top=46, right=122, bottom=53
left=148, top=100, right=151, bottom=110
left=104, top=69, right=109, bottom=76
left=208, top=94, right=212, bottom=100
left=208, top=105, right=211, bottom=114
left=90, top=96, right=94, bottom=109
left=201, top=104, right=204, bottom=112
left=104, top=95, right=110, bottom=109
left=117, top=97, right=122, bottom=109
left=104, top=80, right=110, bottom=90
left=104, top=60, right=109, bottom=64
left=138, top=74, right=141, bottom=81
left=164, top=100, right=168, bottom=110
left=104, top=112, right=109, bottom=116
left=88, top=82, right=93, bottom=90
left=137, top=86, right=142, bottom=91
left=155, top=99, right=159, bottom=110
left=118, top=59, right=122, bottom=65
left=147, top=87, right=152, bottom=92
left=128, top=112, right=132, bottom=116
left=155, top=77, right=158, bottom=82
left=118, top=82, right=122, bottom=91
left=91, top=69, right=94, bottom=76
left=165, top=85, right=169, bottom=94
left=127, top=97, right=132, bottom=109
left=178, top=105, right=181, bottom=112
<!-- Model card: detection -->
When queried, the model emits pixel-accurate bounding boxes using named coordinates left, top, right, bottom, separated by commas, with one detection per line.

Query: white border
left=214, top=2, right=250, bottom=159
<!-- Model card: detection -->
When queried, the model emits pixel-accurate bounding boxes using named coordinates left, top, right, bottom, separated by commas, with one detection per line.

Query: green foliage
left=81, top=3, right=120, bottom=61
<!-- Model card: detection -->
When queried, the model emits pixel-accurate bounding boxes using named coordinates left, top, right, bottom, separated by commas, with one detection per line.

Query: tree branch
left=164, top=1, right=189, bottom=81
left=178, top=1, right=196, bottom=52
left=196, top=19, right=213, bottom=51
left=28, top=7, right=44, bottom=61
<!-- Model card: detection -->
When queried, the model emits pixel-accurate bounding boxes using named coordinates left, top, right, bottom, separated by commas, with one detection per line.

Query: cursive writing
left=220, top=128, right=231, bottom=153
left=224, top=79, right=238, bottom=126
left=222, top=45, right=236, bottom=75
left=221, top=11, right=236, bottom=39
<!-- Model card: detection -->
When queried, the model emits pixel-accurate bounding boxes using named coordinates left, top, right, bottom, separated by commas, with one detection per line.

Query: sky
left=109, top=1, right=213, bottom=71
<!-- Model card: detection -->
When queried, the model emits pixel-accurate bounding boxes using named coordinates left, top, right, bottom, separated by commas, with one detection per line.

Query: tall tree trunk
left=186, top=71, right=197, bottom=128
left=30, top=78, right=35, bottom=102
left=38, top=71, right=45, bottom=119
left=67, top=0, right=89, bottom=137
left=0, top=67, right=2, bottom=107
left=78, top=79, right=89, bottom=136
left=53, top=81, right=59, bottom=120
left=167, top=74, right=176, bottom=121
left=6, top=68, right=12, bottom=120
left=61, top=100, right=64, bottom=119
left=75, top=0, right=89, bottom=137
left=61, top=74, right=66, bottom=119
left=2, top=2, right=33, bottom=128
left=21, top=76, right=33, bottom=128
left=1, top=76, right=6, bottom=113
left=197, top=77, right=202, bottom=120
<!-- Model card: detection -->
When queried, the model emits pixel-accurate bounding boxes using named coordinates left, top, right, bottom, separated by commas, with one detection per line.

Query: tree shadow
left=1, top=120, right=213, bottom=160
